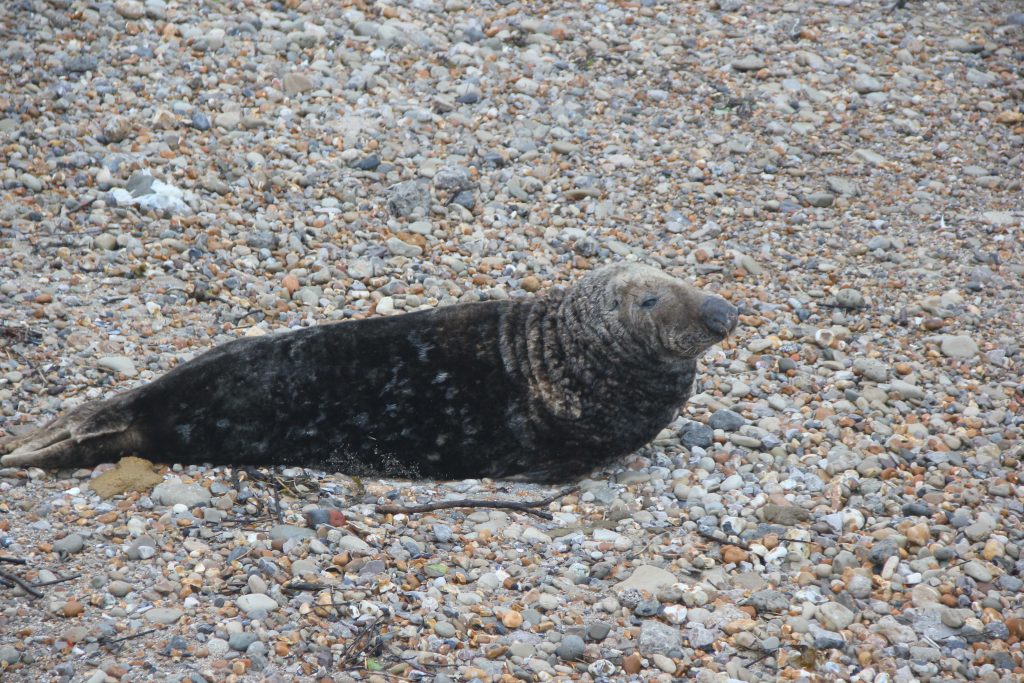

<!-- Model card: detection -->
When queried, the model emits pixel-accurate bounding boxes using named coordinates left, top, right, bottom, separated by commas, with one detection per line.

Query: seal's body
left=1, top=263, right=737, bottom=482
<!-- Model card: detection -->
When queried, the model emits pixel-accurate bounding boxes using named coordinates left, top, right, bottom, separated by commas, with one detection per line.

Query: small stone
left=0, top=645, right=20, bottom=665
left=962, top=561, right=992, bottom=583
left=850, top=148, right=888, bottom=166
left=433, top=621, right=456, bottom=637
left=501, top=610, right=523, bottom=629
left=53, top=533, right=85, bottom=554
left=107, top=580, right=133, bottom=597
left=940, top=335, right=978, bottom=359
left=622, top=652, right=643, bottom=674
left=835, top=289, right=865, bottom=309
left=387, top=181, right=430, bottom=218
left=652, top=653, right=676, bottom=673
left=206, top=637, right=229, bottom=657
left=229, top=632, right=259, bottom=651
left=809, top=623, right=845, bottom=649
left=98, top=356, right=138, bottom=377
left=680, top=421, right=713, bottom=448
left=555, top=635, right=585, bottom=661
left=818, top=602, right=855, bottom=630
left=826, top=176, right=860, bottom=196
left=732, top=55, right=766, bottom=71
left=337, top=535, right=372, bottom=554
left=93, top=233, right=119, bottom=251
left=709, top=409, right=745, bottom=431
left=268, top=524, right=315, bottom=541
left=761, top=504, right=810, bottom=526
left=152, top=482, right=211, bottom=508
left=191, top=112, right=211, bottom=131
left=905, top=523, right=930, bottom=546
left=587, top=621, right=612, bottom=641
left=236, top=593, right=279, bottom=614
left=62, top=600, right=84, bottom=617
left=283, top=73, right=315, bottom=94
left=115, top=0, right=145, bottom=20
left=215, top=111, right=240, bottom=130
left=852, top=74, right=883, bottom=94
left=144, top=607, right=183, bottom=625
left=521, top=275, right=541, bottom=292
left=722, top=545, right=749, bottom=564
left=615, top=565, right=678, bottom=594
left=639, top=620, right=681, bottom=656
left=807, top=192, right=835, bottom=208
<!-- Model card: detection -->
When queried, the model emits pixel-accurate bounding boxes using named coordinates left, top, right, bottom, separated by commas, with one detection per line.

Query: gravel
left=1, top=0, right=1022, bottom=681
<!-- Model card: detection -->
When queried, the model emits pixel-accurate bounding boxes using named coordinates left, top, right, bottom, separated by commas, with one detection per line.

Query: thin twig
left=284, top=581, right=331, bottom=592
left=32, top=573, right=81, bottom=588
left=100, top=628, right=159, bottom=645
left=0, top=568, right=44, bottom=598
left=696, top=527, right=751, bottom=550
left=338, top=619, right=383, bottom=671
left=627, top=530, right=670, bottom=560
left=375, top=485, right=580, bottom=521
left=67, top=196, right=97, bottom=214
left=0, top=556, right=29, bottom=565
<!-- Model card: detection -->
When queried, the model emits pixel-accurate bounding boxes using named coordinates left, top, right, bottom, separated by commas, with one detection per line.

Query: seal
left=1, top=263, right=737, bottom=482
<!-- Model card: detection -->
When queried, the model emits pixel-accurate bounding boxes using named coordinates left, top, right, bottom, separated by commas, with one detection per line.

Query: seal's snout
left=700, top=297, right=738, bottom=338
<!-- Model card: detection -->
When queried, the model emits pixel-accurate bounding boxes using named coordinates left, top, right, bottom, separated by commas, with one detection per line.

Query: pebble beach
left=1, top=0, right=1022, bottom=681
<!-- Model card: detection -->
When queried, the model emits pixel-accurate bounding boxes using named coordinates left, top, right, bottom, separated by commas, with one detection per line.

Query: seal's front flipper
left=0, top=400, right=141, bottom=470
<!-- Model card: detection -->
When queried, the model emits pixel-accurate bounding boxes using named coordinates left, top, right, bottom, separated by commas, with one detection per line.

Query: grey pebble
left=53, top=533, right=85, bottom=554
left=229, top=632, right=259, bottom=652
left=554, top=634, right=585, bottom=660
left=144, top=607, right=184, bottom=625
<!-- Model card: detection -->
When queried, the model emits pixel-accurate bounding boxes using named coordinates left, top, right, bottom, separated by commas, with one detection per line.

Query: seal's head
left=569, top=263, right=738, bottom=361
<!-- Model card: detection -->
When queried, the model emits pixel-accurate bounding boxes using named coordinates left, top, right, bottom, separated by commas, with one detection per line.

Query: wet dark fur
left=1, top=264, right=735, bottom=482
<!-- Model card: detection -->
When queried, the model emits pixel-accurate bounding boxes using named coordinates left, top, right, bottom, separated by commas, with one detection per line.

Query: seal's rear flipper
left=0, top=400, right=140, bottom=470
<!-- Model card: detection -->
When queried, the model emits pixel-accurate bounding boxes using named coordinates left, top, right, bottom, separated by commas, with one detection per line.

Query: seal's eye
left=640, top=296, right=659, bottom=309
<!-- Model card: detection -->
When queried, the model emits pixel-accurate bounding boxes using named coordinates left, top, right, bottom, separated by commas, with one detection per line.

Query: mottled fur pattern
left=1, top=263, right=737, bottom=482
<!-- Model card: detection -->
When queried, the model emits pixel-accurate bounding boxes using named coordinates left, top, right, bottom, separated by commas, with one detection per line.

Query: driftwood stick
left=100, top=628, right=159, bottom=645
left=0, top=556, right=29, bottom=565
left=696, top=527, right=751, bottom=550
left=0, top=568, right=44, bottom=598
left=375, top=485, right=580, bottom=521
left=32, top=573, right=81, bottom=588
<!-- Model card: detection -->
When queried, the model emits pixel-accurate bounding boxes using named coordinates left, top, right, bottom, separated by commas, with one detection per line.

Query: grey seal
left=1, top=263, right=737, bottom=482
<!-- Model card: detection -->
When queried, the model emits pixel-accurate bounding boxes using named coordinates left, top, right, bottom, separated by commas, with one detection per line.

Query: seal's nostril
left=700, top=297, right=738, bottom=337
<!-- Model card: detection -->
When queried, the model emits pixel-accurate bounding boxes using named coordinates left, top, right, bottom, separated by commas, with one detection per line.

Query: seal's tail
left=0, top=398, right=140, bottom=470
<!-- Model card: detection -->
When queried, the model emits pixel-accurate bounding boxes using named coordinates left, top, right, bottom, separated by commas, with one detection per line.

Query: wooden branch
left=0, top=568, right=43, bottom=598
left=375, top=485, right=580, bottom=521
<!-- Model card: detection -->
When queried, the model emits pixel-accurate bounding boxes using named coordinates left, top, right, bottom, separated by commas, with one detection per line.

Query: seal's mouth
left=700, top=297, right=738, bottom=339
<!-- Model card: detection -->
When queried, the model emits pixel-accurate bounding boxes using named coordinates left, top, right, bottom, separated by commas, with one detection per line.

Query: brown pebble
left=61, top=600, right=84, bottom=618
left=905, top=523, right=930, bottom=546
left=501, top=610, right=523, bottom=629
left=521, top=275, right=541, bottom=292
left=1007, top=618, right=1024, bottom=639
left=722, top=545, right=749, bottom=564
left=282, top=274, right=300, bottom=295
left=622, top=652, right=643, bottom=674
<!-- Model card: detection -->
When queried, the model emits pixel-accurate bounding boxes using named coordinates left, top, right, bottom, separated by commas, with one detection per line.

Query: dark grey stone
left=709, top=409, right=746, bottom=431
